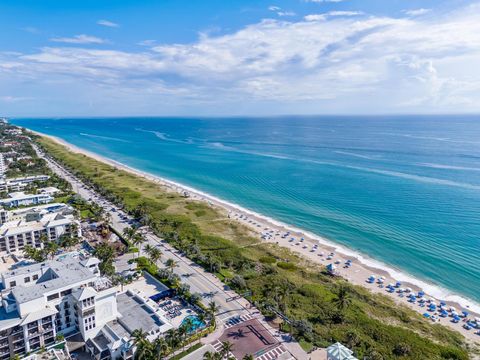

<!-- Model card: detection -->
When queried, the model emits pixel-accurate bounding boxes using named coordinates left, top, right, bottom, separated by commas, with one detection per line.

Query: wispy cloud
left=22, top=27, right=40, bottom=34
left=403, top=8, right=431, bottom=17
left=268, top=6, right=296, bottom=17
left=305, top=11, right=363, bottom=21
left=0, top=96, right=31, bottom=102
left=50, top=34, right=106, bottom=44
left=97, top=19, right=119, bottom=28
left=3, top=3, right=480, bottom=114
left=138, top=40, right=157, bottom=47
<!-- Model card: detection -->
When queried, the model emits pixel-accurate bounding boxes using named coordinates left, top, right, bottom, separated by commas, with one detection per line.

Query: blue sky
left=1, top=0, right=479, bottom=116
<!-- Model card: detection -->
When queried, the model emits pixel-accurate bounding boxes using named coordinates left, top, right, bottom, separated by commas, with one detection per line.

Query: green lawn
left=35, top=135, right=476, bottom=360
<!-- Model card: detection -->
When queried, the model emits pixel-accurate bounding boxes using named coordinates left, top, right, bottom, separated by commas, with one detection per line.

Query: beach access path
left=33, top=144, right=308, bottom=360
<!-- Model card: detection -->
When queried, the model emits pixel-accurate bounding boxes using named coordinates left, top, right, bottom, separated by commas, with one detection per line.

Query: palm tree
left=132, top=233, right=146, bottom=258
left=131, top=329, right=148, bottom=345
left=153, top=336, right=169, bottom=359
left=177, top=325, right=188, bottom=350
left=165, top=329, right=181, bottom=350
left=243, top=355, right=254, bottom=360
left=148, top=247, right=162, bottom=266
left=207, top=301, right=219, bottom=318
left=334, top=284, right=352, bottom=312
left=144, top=243, right=154, bottom=256
left=220, top=341, right=234, bottom=358
left=165, top=258, right=177, bottom=274
left=203, top=352, right=216, bottom=360
left=44, top=241, right=59, bottom=260
left=123, top=226, right=137, bottom=245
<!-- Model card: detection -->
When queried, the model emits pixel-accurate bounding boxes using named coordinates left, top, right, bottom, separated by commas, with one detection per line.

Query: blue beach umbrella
left=423, top=313, right=431, bottom=318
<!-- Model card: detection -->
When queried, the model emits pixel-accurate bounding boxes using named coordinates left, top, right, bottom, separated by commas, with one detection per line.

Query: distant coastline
left=25, top=127, right=480, bottom=342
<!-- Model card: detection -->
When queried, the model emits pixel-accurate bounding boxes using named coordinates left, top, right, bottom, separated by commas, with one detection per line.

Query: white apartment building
left=0, top=192, right=54, bottom=208
left=0, top=203, right=71, bottom=226
left=0, top=175, right=50, bottom=193
left=0, top=257, right=119, bottom=359
left=0, top=155, right=5, bottom=180
left=0, top=212, right=80, bottom=253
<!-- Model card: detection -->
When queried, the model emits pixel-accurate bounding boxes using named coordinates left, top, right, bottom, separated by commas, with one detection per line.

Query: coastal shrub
left=230, top=275, right=247, bottom=289
left=259, top=256, right=276, bottom=264
left=194, top=209, right=206, bottom=217
left=277, top=261, right=297, bottom=271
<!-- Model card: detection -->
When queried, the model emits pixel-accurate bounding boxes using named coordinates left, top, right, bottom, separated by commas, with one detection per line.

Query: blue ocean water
left=11, top=116, right=480, bottom=304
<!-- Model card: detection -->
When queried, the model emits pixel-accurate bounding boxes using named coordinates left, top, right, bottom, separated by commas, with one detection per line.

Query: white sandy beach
left=35, top=131, right=480, bottom=343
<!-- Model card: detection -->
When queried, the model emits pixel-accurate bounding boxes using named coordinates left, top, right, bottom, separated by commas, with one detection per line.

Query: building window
left=47, top=293, right=59, bottom=301
left=32, top=274, right=38, bottom=281
left=9, top=281, right=16, bottom=287
left=60, top=289, right=72, bottom=296
left=24, top=277, right=30, bottom=283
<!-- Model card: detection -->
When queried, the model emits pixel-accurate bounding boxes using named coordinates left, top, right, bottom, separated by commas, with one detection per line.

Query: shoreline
left=30, top=129, right=480, bottom=342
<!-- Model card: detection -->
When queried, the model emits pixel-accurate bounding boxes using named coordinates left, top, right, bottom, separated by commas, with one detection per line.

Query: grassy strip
left=35, top=135, right=475, bottom=360
left=170, top=343, right=203, bottom=360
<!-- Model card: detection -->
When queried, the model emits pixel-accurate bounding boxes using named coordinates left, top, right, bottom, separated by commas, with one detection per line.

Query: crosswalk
left=255, top=345, right=288, bottom=360
left=211, top=340, right=235, bottom=358
left=223, top=313, right=254, bottom=329
left=211, top=340, right=288, bottom=360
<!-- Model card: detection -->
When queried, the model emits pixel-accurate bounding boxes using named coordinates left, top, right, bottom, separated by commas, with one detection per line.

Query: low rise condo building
left=0, top=203, right=72, bottom=226
left=39, top=187, right=61, bottom=196
left=0, top=192, right=53, bottom=208
left=0, top=175, right=50, bottom=193
left=0, top=155, right=5, bottom=180
left=0, top=212, right=80, bottom=253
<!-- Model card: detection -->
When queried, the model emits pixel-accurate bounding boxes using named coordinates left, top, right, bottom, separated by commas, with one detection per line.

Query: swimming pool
left=180, top=315, right=206, bottom=333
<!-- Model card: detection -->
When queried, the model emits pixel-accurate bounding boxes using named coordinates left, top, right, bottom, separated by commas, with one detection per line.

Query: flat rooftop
left=10, top=258, right=97, bottom=303
left=116, top=292, right=164, bottom=334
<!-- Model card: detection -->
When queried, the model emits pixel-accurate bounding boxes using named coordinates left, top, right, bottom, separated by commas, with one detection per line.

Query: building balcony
left=12, top=335, right=24, bottom=343
left=28, top=330, right=40, bottom=337
left=13, top=345, right=25, bottom=352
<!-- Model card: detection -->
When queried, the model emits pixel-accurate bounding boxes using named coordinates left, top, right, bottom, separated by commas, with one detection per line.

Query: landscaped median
left=35, top=135, right=476, bottom=360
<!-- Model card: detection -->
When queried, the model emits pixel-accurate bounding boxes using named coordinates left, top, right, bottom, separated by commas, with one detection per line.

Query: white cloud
left=97, top=19, right=119, bottom=28
left=0, top=96, right=31, bottom=102
left=268, top=6, right=296, bottom=17
left=138, top=40, right=157, bottom=47
left=4, top=3, right=480, bottom=114
left=305, top=11, right=363, bottom=21
left=22, top=27, right=39, bottom=34
left=277, top=11, right=296, bottom=17
left=50, top=34, right=106, bottom=44
left=403, top=8, right=431, bottom=17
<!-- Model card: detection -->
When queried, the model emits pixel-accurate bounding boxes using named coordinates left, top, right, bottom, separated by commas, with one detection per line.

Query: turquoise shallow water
left=11, top=116, right=480, bottom=304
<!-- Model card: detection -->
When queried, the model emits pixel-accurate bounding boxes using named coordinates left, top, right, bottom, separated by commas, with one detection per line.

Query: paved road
left=35, top=145, right=251, bottom=322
